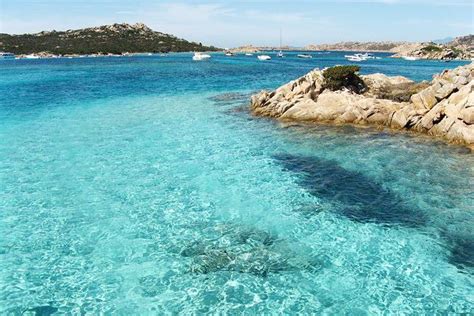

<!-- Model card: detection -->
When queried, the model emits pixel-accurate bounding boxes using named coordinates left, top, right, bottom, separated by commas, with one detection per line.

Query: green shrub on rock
left=323, top=65, right=366, bottom=94
left=374, top=82, right=430, bottom=102
left=421, top=44, right=442, bottom=53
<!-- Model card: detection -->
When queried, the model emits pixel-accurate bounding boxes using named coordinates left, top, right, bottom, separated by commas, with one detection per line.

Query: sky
left=1, top=0, right=473, bottom=47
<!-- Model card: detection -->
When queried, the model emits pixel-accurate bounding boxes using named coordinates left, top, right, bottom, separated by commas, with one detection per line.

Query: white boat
left=192, top=52, right=211, bottom=61
left=225, top=52, right=234, bottom=56
left=277, top=29, right=284, bottom=58
left=402, top=56, right=419, bottom=61
left=357, top=53, right=375, bottom=59
left=245, top=53, right=254, bottom=56
left=346, top=56, right=365, bottom=62
left=24, top=54, right=40, bottom=59
left=345, top=53, right=369, bottom=61
left=257, top=55, right=271, bottom=61
left=297, top=54, right=312, bottom=59
left=0, top=52, right=15, bottom=59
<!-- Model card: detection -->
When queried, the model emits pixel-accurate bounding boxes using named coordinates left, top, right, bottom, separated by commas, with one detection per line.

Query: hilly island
left=0, top=23, right=219, bottom=55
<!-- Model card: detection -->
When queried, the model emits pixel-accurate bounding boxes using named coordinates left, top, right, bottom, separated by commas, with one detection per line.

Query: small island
left=251, top=63, right=474, bottom=148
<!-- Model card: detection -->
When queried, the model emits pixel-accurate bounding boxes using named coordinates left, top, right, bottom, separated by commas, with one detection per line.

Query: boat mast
left=279, top=28, right=282, bottom=50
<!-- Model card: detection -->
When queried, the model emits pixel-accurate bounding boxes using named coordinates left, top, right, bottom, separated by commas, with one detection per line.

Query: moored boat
left=345, top=53, right=371, bottom=61
left=257, top=55, right=271, bottom=61
left=192, top=52, right=211, bottom=61
left=277, top=29, right=284, bottom=58
left=402, top=56, right=419, bottom=61
left=346, top=55, right=365, bottom=62
left=0, top=52, right=15, bottom=59
left=297, top=54, right=312, bottom=59
left=24, top=54, right=40, bottom=59
left=359, top=53, right=375, bottom=59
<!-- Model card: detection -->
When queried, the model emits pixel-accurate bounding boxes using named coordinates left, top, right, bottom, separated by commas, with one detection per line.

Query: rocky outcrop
left=389, top=43, right=424, bottom=54
left=392, top=47, right=472, bottom=61
left=449, top=35, right=474, bottom=48
left=229, top=45, right=261, bottom=53
left=305, top=41, right=407, bottom=52
left=392, top=36, right=473, bottom=60
left=306, top=36, right=473, bottom=60
left=251, top=63, right=474, bottom=147
left=228, top=45, right=293, bottom=53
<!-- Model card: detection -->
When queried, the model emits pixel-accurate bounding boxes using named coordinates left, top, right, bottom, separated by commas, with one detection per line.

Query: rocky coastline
left=305, top=41, right=405, bottom=52
left=228, top=45, right=294, bottom=54
left=251, top=63, right=474, bottom=149
left=391, top=38, right=473, bottom=61
left=305, top=35, right=473, bottom=61
left=13, top=51, right=158, bottom=59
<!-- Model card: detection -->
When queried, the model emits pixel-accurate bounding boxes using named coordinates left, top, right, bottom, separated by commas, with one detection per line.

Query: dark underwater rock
left=273, top=153, right=474, bottom=272
left=209, top=92, right=258, bottom=106
left=26, top=305, right=58, bottom=316
left=273, top=153, right=426, bottom=227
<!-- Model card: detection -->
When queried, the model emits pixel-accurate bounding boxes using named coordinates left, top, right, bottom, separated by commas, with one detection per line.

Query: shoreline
left=6, top=50, right=473, bottom=62
left=5, top=51, right=222, bottom=60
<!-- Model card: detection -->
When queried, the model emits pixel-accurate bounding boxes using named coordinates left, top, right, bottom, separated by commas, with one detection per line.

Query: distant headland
left=228, top=36, right=473, bottom=61
left=0, top=23, right=220, bottom=56
left=305, top=35, right=473, bottom=60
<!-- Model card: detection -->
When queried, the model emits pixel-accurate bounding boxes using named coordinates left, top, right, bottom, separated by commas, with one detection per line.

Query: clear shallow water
left=0, top=53, right=473, bottom=314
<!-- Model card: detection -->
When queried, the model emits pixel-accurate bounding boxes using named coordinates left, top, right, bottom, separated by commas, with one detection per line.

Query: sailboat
left=277, top=29, right=284, bottom=58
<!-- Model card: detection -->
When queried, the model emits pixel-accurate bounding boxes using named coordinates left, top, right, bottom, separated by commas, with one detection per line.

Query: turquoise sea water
left=0, top=52, right=473, bottom=314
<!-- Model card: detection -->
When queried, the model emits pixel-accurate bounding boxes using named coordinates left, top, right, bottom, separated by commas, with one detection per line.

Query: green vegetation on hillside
left=0, top=23, right=220, bottom=55
left=323, top=65, right=366, bottom=93
left=448, top=46, right=463, bottom=58
left=421, top=44, right=443, bottom=53
left=373, top=82, right=430, bottom=102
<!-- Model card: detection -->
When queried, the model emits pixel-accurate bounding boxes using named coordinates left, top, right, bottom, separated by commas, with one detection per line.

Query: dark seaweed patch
left=222, top=104, right=249, bottom=116
left=440, top=230, right=474, bottom=270
left=449, top=237, right=474, bottom=269
left=273, top=153, right=426, bottom=227
left=190, top=248, right=321, bottom=277
left=25, top=305, right=58, bottom=316
left=181, top=224, right=321, bottom=276
left=273, top=153, right=474, bottom=271
left=209, top=92, right=253, bottom=118
left=208, top=92, right=254, bottom=105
